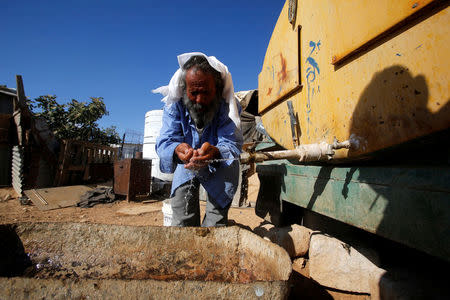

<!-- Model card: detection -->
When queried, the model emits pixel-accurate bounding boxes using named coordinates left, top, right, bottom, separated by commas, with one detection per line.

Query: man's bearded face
left=183, top=68, right=220, bottom=129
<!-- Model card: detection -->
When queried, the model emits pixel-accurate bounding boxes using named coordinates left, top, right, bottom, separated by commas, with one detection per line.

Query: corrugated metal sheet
left=0, top=145, right=10, bottom=186
left=12, top=145, right=24, bottom=195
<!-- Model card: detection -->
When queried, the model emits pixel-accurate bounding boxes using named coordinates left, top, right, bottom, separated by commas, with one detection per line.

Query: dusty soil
left=0, top=174, right=265, bottom=230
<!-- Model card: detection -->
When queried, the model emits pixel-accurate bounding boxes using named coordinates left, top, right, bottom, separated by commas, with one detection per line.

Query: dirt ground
left=0, top=174, right=265, bottom=230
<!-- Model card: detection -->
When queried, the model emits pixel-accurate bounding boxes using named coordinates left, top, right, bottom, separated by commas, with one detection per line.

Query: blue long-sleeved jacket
left=156, top=99, right=243, bottom=208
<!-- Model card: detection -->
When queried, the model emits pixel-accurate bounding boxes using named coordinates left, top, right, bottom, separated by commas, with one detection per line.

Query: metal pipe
left=240, top=138, right=354, bottom=164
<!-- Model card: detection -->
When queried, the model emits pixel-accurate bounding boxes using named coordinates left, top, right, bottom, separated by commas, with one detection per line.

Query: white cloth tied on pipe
left=152, top=52, right=240, bottom=128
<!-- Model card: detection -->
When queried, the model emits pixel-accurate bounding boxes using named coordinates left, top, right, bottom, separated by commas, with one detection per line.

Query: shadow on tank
left=348, top=65, right=449, bottom=159
left=345, top=64, right=450, bottom=298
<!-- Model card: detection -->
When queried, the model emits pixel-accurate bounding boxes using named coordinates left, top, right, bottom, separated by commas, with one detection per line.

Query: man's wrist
left=172, top=143, right=183, bottom=164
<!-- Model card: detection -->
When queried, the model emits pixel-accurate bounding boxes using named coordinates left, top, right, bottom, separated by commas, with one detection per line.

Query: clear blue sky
left=1, top=1, right=283, bottom=137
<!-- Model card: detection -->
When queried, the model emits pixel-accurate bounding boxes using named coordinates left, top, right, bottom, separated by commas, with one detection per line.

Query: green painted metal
left=255, top=142, right=277, bottom=151
left=256, top=161, right=450, bottom=262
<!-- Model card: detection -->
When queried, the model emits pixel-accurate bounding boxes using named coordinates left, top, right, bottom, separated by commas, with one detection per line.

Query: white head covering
left=152, top=52, right=240, bottom=128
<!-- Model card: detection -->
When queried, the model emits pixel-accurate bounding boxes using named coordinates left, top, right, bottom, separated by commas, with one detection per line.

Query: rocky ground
left=0, top=175, right=375, bottom=300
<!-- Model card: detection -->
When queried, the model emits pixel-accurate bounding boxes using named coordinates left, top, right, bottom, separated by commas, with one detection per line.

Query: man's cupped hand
left=176, top=142, right=220, bottom=170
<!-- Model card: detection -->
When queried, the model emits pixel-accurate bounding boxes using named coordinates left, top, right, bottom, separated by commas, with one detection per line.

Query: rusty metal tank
left=0, top=223, right=292, bottom=299
left=258, top=0, right=449, bottom=159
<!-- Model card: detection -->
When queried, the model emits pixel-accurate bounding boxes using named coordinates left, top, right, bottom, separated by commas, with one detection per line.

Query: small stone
left=292, top=257, right=309, bottom=277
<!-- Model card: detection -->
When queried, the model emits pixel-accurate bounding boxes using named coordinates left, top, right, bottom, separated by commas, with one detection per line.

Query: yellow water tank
left=259, top=0, right=449, bottom=159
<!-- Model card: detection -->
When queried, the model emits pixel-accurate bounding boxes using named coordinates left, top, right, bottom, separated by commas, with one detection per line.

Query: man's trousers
left=170, top=178, right=230, bottom=227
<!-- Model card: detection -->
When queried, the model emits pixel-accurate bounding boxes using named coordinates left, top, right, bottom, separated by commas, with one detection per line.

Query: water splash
left=184, top=177, right=196, bottom=216
left=181, top=157, right=240, bottom=215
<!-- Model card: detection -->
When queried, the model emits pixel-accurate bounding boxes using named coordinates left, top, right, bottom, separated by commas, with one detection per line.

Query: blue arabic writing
left=305, top=40, right=321, bottom=134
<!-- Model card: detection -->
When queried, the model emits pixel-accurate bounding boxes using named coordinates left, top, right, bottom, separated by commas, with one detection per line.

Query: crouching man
left=154, top=52, right=243, bottom=227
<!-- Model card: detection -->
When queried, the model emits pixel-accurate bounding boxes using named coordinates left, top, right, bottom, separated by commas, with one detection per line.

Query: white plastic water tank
left=143, top=110, right=173, bottom=186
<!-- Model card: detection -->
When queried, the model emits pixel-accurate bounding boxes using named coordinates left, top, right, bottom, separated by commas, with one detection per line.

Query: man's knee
left=202, top=200, right=230, bottom=227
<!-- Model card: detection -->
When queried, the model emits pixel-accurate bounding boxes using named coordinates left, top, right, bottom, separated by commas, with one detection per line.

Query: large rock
left=309, top=233, right=384, bottom=293
left=253, top=224, right=311, bottom=257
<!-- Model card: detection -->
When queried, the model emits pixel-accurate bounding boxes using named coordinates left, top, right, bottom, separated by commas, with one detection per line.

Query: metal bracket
left=288, top=0, right=297, bottom=25
left=286, top=100, right=299, bottom=148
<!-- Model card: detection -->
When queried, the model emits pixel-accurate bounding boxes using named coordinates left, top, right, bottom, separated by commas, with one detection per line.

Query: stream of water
left=182, top=157, right=240, bottom=215
left=202, top=157, right=240, bottom=164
